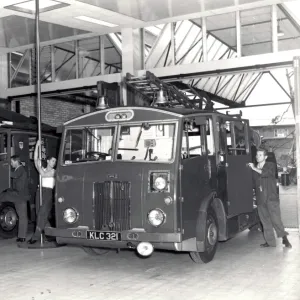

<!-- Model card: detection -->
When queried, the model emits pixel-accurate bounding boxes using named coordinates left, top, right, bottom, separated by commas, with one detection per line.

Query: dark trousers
left=32, top=187, right=53, bottom=240
left=258, top=200, right=288, bottom=247
left=0, top=189, right=28, bottom=239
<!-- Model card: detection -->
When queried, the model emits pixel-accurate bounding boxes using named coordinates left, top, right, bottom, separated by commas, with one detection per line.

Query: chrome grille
left=94, top=181, right=131, bottom=231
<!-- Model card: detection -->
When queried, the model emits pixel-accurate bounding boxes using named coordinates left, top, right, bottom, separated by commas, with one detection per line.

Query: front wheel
left=0, top=202, right=18, bottom=239
left=190, top=206, right=219, bottom=263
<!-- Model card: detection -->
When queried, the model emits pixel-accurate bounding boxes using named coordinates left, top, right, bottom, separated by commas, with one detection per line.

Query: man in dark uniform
left=249, top=149, right=292, bottom=248
left=0, top=155, right=29, bottom=243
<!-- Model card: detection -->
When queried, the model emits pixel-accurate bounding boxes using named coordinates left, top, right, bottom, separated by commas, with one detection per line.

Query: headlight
left=148, top=209, right=166, bottom=227
left=63, top=208, right=78, bottom=224
left=149, top=171, right=170, bottom=192
left=154, top=177, right=167, bottom=191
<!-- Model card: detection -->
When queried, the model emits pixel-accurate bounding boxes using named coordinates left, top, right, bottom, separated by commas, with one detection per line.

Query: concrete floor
left=280, top=184, right=298, bottom=228
left=0, top=230, right=299, bottom=300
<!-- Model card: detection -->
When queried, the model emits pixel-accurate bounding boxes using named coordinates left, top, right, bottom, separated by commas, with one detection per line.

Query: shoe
left=260, top=243, right=270, bottom=247
left=282, top=236, right=292, bottom=248
left=16, top=238, right=26, bottom=243
left=27, top=239, right=37, bottom=245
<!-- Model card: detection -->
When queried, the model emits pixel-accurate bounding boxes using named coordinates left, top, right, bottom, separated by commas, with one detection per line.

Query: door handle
left=2, top=163, right=8, bottom=166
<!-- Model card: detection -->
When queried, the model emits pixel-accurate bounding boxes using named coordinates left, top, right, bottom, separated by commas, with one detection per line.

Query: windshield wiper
left=135, top=125, right=143, bottom=148
left=84, top=127, right=100, bottom=142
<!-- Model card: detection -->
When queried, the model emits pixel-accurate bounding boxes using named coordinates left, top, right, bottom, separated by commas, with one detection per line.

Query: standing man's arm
left=248, top=162, right=275, bottom=178
left=248, top=163, right=262, bottom=174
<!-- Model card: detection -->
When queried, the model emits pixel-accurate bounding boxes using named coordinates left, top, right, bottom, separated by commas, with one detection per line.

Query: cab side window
left=181, top=121, right=206, bottom=158
left=0, top=133, right=7, bottom=161
left=224, top=120, right=248, bottom=155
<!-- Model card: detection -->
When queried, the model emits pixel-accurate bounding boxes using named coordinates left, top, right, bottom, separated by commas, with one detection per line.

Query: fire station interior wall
left=10, top=98, right=93, bottom=127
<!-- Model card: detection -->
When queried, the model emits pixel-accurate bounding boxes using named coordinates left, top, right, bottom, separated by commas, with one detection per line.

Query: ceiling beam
left=172, top=81, right=244, bottom=108
left=1, top=0, right=294, bottom=54
left=138, top=49, right=300, bottom=81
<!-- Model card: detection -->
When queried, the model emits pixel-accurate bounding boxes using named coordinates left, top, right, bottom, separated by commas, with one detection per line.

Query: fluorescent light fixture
left=75, top=16, right=118, bottom=28
left=5, top=0, right=70, bottom=14
left=12, top=51, right=23, bottom=56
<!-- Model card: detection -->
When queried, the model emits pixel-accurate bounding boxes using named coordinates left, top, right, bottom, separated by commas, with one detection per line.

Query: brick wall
left=11, top=98, right=93, bottom=127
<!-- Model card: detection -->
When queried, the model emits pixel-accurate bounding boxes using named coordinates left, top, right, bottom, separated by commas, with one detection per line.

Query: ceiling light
left=4, top=0, right=69, bottom=14
left=75, top=16, right=118, bottom=28
left=277, top=25, right=284, bottom=37
left=12, top=51, right=23, bottom=56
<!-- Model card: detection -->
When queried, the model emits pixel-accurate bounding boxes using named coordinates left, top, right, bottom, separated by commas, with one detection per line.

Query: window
left=223, top=120, right=247, bottom=155
left=206, top=118, right=215, bottom=155
left=117, top=123, right=176, bottom=162
left=274, top=128, right=287, bottom=138
left=28, top=136, right=46, bottom=160
left=182, top=122, right=202, bottom=158
left=0, top=133, right=8, bottom=161
left=63, top=127, right=115, bottom=164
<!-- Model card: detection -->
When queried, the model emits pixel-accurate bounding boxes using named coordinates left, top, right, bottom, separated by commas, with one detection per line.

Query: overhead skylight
left=5, top=0, right=69, bottom=14
left=75, top=16, right=118, bottom=28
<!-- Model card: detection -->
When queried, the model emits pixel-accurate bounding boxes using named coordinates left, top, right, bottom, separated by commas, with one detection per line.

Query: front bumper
left=45, top=226, right=181, bottom=243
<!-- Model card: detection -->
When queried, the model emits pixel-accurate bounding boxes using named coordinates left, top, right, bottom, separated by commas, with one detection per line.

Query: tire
left=82, top=247, right=110, bottom=256
left=0, top=202, right=18, bottom=239
left=190, top=206, right=219, bottom=264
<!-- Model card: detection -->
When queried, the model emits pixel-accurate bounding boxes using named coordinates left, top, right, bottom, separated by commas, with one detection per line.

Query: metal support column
left=75, top=40, right=79, bottom=79
left=28, top=49, right=32, bottom=85
left=51, top=45, right=55, bottom=82
left=272, top=4, right=278, bottom=53
left=100, top=36, right=105, bottom=75
left=141, top=28, right=145, bottom=70
left=236, top=11, right=242, bottom=57
left=170, top=22, right=176, bottom=65
left=202, top=17, right=207, bottom=62
left=121, top=28, right=144, bottom=105
left=36, top=0, right=44, bottom=246
left=0, top=54, right=9, bottom=94
left=293, top=57, right=300, bottom=233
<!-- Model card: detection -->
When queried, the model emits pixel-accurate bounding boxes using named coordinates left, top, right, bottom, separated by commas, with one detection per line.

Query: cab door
left=181, top=117, right=211, bottom=239
left=0, top=132, right=10, bottom=192
left=219, top=118, right=253, bottom=217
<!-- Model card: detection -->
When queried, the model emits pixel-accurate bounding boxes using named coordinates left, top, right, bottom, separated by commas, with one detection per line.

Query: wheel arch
left=196, top=191, right=227, bottom=247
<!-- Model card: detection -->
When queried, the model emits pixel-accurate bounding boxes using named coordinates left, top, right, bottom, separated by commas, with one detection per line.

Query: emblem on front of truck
left=105, top=110, right=134, bottom=122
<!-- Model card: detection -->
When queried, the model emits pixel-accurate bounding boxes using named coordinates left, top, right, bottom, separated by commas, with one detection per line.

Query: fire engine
left=0, top=109, right=59, bottom=238
left=45, top=72, right=260, bottom=263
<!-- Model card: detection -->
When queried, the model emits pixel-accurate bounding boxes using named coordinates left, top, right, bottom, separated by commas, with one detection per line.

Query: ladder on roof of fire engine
left=125, top=71, right=213, bottom=110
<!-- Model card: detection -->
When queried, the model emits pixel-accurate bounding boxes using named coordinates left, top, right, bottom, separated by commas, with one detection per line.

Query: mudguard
left=194, top=191, right=227, bottom=251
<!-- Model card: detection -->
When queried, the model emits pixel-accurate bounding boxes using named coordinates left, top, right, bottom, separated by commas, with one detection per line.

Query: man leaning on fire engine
left=0, top=155, right=29, bottom=243
left=28, top=140, right=56, bottom=244
left=248, top=148, right=292, bottom=248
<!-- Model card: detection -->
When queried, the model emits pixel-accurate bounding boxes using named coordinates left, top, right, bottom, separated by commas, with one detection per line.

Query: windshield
left=63, top=127, right=115, bottom=164
left=117, top=122, right=176, bottom=162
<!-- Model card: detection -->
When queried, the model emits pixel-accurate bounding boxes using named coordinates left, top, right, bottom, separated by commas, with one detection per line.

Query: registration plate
left=87, top=231, right=121, bottom=241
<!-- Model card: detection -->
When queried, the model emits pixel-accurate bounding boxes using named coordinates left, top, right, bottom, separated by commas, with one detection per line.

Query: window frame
left=61, top=124, right=118, bottom=166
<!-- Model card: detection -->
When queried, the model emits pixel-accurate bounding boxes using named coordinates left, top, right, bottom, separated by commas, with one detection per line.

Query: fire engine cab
left=45, top=72, right=259, bottom=263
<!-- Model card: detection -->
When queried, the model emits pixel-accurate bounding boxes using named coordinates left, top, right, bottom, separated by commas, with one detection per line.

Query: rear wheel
left=82, top=247, right=110, bottom=256
left=0, top=202, right=18, bottom=239
left=190, top=206, right=219, bottom=264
